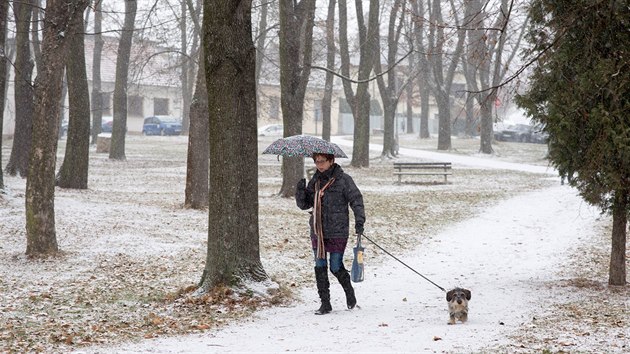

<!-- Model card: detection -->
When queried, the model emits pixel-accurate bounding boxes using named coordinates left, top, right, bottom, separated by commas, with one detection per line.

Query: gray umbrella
left=262, top=135, right=348, bottom=158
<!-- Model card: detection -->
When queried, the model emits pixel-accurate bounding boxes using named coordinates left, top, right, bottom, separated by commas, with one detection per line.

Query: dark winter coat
left=295, top=164, right=365, bottom=240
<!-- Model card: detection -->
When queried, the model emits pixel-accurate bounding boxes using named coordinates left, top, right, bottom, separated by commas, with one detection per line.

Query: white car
left=258, top=124, right=284, bottom=136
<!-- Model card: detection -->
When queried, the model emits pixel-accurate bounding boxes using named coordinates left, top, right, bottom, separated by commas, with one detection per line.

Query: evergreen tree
left=517, top=0, right=629, bottom=285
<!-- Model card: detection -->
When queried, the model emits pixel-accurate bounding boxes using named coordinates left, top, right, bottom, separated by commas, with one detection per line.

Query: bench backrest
left=393, top=162, right=451, bottom=168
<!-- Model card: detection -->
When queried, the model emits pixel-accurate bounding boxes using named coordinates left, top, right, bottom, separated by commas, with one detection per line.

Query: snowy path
left=85, top=183, right=602, bottom=352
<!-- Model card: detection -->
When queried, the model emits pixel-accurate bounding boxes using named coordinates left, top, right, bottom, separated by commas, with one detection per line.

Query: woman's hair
left=312, top=153, right=335, bottom=162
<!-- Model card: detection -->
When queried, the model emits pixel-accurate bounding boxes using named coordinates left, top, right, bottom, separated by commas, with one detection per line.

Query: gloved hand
left=296, top=178, right=306, bottom=191
left=355, top=224, right=364, bottom=235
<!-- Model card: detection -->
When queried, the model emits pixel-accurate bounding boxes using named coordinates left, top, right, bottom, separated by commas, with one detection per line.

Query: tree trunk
left=179, top=0, right=191, bottom=135
left=31, top=0, right=43, bottom=73
left=6, top=0, right=35, bottom=177
left=184, top=47, right=209, bottom=209
left=609, top=189, right=627, bottom=286
left=199, top=0, right=267, bottom=290
left=321, top=0, right=336, bottom=143
left=0, top=0, right=8, bottom=190
left=90, top=0, right=104, bottom=145
left=338, top=0, right=378, bottom=168
left=406, top=78, right=414, bottom=134
left=109, top=0, right=137, bottom=161
left=375, top=0, right=404, bottom=158
left=183, top=0, right=203, bottom=136
left=411, top=0, right=430, bottom=139
left=26, top=0, right=89, bottom=257
left=57, top=7, right=90, bottom=189
left=254, top=0, right=268, bottom=117
left=278, top=0, right=316, bottom=198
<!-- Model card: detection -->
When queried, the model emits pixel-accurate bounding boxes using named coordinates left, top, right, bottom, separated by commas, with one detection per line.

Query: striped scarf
left=313, top=177, right=336, bottom=260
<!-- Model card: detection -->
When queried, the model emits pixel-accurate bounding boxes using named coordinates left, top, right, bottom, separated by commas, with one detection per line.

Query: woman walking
left=295, top=153, right=365, bottom=315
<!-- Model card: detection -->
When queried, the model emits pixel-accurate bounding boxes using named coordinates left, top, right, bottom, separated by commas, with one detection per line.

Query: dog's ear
left=463, top=289, right=471, bottom=300
left=446, top=289, right=454, bottom=302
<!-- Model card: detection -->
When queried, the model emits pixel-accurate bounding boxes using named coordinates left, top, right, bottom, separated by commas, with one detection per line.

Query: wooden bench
left=393, top=162, right=452, bottom=183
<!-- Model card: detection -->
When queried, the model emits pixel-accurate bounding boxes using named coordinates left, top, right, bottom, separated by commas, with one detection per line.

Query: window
left=128, top=95, right=143, bottom=116
left=154, top=98, right=169, bottom=115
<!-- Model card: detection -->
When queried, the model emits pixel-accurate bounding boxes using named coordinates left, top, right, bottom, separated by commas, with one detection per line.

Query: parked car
left=530, top=129, right=549, bottom=144
left=101, top=119, right=113, bottom=133
left=142, top=116, right=182, bottom=136
left=258, top=124, right=283, bottom=136
left=494, top=124, right=534, bottom=143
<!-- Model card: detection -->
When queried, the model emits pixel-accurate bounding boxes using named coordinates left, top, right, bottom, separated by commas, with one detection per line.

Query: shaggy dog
left=446, top=288, right=471, bottom=325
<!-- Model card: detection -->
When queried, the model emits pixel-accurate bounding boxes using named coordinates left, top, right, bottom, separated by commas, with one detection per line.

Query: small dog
left=446, top=288, right=471, bottom=325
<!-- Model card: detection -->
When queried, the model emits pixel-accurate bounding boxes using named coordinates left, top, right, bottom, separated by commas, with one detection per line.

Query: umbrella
left=262, top=135, right=348, bottom=158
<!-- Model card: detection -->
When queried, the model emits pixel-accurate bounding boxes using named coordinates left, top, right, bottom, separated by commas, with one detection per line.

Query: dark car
left=494, top=124, right=534, bottom=143
left=530, top=129, right=549, bottom=144
left=142, top=116, right=182, bottom=136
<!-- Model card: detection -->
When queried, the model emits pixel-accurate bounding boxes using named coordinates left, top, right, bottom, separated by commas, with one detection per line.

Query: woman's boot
left=314, top=266, right=332, bottom=315
left=333, top=266, right=356, bottom=309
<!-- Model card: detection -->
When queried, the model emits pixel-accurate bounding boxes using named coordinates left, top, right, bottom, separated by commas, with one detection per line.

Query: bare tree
left=6, top=0, right=35, bottom=177
left=428, top=0, right=465, bottom=151
left=31, top=0, right=43, bottom=72
left=0, top=0, right=8, bottom=191
left=198, top=0, right=267, bottom=290
left=25, top=0, right=89, bottom=256
left=277, top=0, right=316, bottom=198
left=109, top=0, right=137, bottom=161
left=410, top=0, right=431, bottom=139
left=338, top=0, right=380, bottom=167
left=184, top=48, right=208, bottom=209
left=57, top=2, right=91, bottom=189
left=463, top=0, right=525, bottom=154
left=179, top=0, right=203, bottom=135
left=90, top=0, right=104, bottom=144
left=374, top=0, right=406, bottom=158
left=321, top=0, right=336, bottom=142
left=184, top=1, right=208, bottom=210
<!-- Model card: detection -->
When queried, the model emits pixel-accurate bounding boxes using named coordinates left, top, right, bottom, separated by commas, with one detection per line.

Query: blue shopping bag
left=351, top=233, right=365, bottom=283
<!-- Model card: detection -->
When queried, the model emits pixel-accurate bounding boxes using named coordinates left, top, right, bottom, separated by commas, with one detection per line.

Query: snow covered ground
left=69, top=136, right=627, bottom=354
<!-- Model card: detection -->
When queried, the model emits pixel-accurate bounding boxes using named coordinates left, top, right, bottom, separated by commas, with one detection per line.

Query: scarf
left=313, top=176, right=335, bottom=260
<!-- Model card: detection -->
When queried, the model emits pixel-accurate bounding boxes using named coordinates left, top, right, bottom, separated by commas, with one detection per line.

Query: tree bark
left=432, top=0, right=466, bottom=150
left=184, top=47, right=209, bottom=209
left=57, top=6, right=91, bottom=189
left=90, top=0, right=104, bottom=144
left=0, top=0, right=8, bottom=190
left=199, top=0, right=267, bottom=290
left=6, top=0, right=35, bottom=177
left=179, top=0, right=191, bottom=135
left=278, top=0, right=316, bottom=198
left=609, top=189, right=627, bottom=285
left=26, top=0, right=89, bottom=257
left=375, top=0, right=405, bottom=158
left=321, top=0, right=336, bottom=143
left=338, top=0, right=379, bottom=168
left=109, top=0, right=137, bottom=161
left=411, top=0, right=431, bottom=139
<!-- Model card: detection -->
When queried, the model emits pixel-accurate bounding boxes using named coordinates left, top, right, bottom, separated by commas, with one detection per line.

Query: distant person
left=295, top=153, right=366, bottom=315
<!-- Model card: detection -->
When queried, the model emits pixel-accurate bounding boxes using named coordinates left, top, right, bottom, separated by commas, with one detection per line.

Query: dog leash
left=361, top=233, right=446, bottom=292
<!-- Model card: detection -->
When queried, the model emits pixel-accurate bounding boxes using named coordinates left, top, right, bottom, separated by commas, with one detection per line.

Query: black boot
left=314, top=266, right=332, bottom=315
left=333, top=266, right=357, bottom=309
